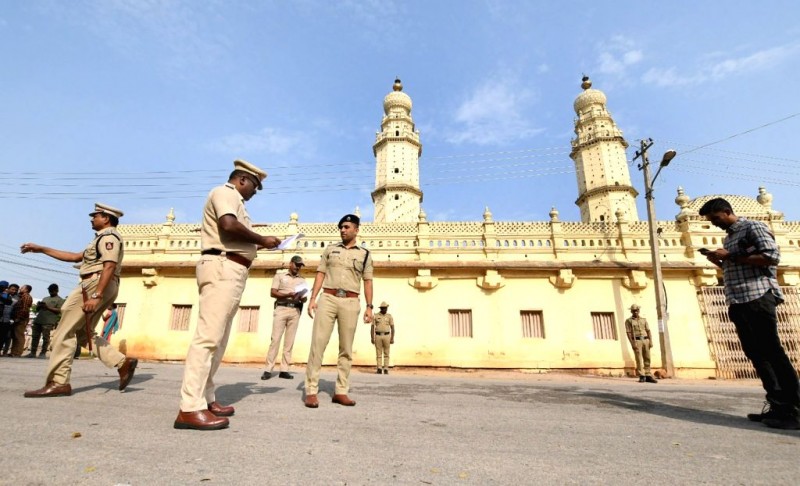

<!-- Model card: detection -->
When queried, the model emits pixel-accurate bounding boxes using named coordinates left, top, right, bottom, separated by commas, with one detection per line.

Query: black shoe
left=260, top=371, right=272, bottom=380
left=748, top=402, right=781, bottom=422
left=376, top=369, right=382, bottom=374
left=25, top=353, right=36, bottom=358
left=763, top=414, right=800, bottom=430
left=645, top=376, right=658, bottom=383
left=638, top=376, right=646, bottom=383
left=278, top=372, right=293, bottom=379
left=383, top=369, right=389, bottom=375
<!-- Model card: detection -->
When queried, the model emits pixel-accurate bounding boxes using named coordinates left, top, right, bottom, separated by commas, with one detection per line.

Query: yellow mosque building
left=113, top=77, right=800, bottom=379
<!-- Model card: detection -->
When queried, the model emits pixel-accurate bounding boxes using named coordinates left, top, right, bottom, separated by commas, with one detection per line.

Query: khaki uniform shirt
left=318, top=242, right=374, bottom=294
left=272, top=271, right=306, bottom=300
left=373, top=312, right=393, bottom=333
left=201, top=183, right=256, bottom=260
left=79, top=228, right=124, bottom=277
left=33, top=295, right=65, bottom=326
left=625, top=317, right=650, bottom=337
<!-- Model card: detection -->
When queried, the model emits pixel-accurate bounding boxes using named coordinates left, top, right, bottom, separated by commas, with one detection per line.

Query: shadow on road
left=71, top=372, right=155, bottom=395
left=576, top=389, right=800, bottom=438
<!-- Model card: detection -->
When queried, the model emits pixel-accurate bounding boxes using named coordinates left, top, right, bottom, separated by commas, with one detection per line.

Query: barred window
left=116, top=303, right=126, bottom=329
left=591, top=312, right=617, bottom=340
left=170, top=305, right=192, bottom=331
left=449, top=309, right=473, bottom=338
left=238, top=306, right=260, bottom=333
left=521, top=310, right=545, bottom=339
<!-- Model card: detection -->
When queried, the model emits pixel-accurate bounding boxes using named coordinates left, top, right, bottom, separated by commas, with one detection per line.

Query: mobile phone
left=698, top=248, right=710, bottom=255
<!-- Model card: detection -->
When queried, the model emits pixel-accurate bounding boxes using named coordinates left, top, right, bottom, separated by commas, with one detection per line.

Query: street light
left=633, top=139, right=676, bottom=378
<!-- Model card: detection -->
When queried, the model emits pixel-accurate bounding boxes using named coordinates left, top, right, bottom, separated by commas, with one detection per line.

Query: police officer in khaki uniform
left=625, top=304, right=657, bottom=383
left=21, top=203, right=138, bottom=397
left=174, top=159, right=280, bottom=431
left=371, top=301, right=394, bottom=375
left=304, top=214, right=374, bottom=408
left=261, top=255, right=307, bottom=380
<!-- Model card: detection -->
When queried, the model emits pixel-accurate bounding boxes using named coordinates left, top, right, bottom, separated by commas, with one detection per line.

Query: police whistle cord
left=80, top=286, right=94, bottom=352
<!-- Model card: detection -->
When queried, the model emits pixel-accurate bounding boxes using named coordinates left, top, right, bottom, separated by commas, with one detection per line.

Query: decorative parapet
left=549, top=269, right=576, bottom=289
left=621, top=270, right=648, bottom=290
left=142, top=268, right=158, bottom=287
left=692, top=268, right=718, bottom=287
left=477, top=270, right=504, bottom=290
left=409, top=269, right=438, bottom=290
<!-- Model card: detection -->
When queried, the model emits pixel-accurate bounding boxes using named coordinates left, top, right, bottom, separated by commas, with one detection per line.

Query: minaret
left=570, top=76, right=638, bottom=222
left=372, top=78, right=423, bottom=223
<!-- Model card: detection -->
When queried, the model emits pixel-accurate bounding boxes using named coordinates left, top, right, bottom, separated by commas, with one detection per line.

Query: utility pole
left=633, top=139, right=676, bottom=378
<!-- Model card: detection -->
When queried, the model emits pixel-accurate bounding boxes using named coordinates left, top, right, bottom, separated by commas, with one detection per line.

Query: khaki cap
left=379, top=301, right=389, bottom=308
left=290, top=255, right=304, bottom=266
left=630, top=304, right=641, bottom=311
left=234, top=159, right=268, bottom=190
left=89, top=203, right=124, bottom=219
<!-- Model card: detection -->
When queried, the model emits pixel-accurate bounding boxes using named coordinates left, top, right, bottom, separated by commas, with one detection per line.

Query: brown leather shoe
left=208, top=401, right=235, bottom=417
left=117, top=358, right=138, bottom=391
left=332, top=394, right=356, bottom=406
left=304, top=394, right=319, bottom=408
left=24, top=382, right=72, bottom=398
left=174, top=410, right=229, bottom=430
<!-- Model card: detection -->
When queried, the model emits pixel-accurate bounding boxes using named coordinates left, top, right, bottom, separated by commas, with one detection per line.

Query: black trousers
left=0, top=321, right=12, bottom=353
left=728, top=291, right=800, bottom=410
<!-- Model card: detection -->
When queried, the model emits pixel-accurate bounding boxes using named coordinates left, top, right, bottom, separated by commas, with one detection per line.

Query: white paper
left=272, top=233, right=304, bottom=251
left=294, top=281, right=309, bottom=297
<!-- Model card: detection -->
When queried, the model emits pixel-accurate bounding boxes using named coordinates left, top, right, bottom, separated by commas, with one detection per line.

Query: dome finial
left=393, top=78, right=403, bottom=92
left=581, top=74, right=592, bottom=90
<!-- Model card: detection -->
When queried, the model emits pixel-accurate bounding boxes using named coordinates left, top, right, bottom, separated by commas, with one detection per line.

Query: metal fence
left=698, top=286, right=800, bottom=379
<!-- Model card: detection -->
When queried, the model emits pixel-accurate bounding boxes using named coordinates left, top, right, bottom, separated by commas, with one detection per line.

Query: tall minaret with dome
left=372, top=78, right=423, bottom=223
left=570, top=76, right=639, bottom=222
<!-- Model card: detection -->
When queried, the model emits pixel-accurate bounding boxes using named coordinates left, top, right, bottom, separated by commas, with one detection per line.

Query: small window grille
left=449, top=309, right=473, bottom=338
left=521, top=311, right=545, bottom=338
left=591, top=312, right=617, bottom=340
left=238, top=306, right=260, bottom=333
left=170, top=305, right=192, bottom=331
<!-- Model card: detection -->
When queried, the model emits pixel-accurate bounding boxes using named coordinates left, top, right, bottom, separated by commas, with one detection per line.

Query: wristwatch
left=366, top=304, right=374, bottom=309
left=90, top=292, right=102, bottom=299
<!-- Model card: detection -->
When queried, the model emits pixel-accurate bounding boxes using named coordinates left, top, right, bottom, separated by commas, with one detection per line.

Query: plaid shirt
left=722, top=217, right=782, bottom=305
left=13, top=292, right=33, bottom=323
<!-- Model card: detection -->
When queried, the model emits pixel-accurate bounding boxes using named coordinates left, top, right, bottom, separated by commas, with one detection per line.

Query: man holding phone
left=699, top=197, right=800, bottom=430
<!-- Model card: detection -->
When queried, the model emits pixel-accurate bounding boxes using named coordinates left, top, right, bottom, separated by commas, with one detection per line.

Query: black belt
left=276, top=301, right=302, bottom=309
left=634, top=336, right=649, bottom=340
left=201, top=249, right=252, bottom=269
left=375, top=331, right=390, bottom=335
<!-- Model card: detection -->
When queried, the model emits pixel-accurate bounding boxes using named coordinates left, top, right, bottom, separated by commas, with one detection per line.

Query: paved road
left=1, top=358, right=798, bottom=485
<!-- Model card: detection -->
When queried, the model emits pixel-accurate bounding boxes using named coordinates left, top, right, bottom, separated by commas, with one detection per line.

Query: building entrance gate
left=698, top=286, right=800, bottom=379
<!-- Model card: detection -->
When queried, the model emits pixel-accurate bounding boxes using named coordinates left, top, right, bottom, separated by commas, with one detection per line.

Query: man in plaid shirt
left=700, top=197, right=800, bottom=430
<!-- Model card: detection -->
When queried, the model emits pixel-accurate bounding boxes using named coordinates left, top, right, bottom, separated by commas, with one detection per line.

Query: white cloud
left=596, top=35, right=644, bottom=77
left=643, top=42, right=800, bottom=87
left=445, top=77, right=544, bottom=146
left=209, top=127, right=304, bottom=155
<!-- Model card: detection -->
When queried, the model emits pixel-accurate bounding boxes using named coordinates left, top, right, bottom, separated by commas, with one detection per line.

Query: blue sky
left=2, top=0, right=799, bottom=296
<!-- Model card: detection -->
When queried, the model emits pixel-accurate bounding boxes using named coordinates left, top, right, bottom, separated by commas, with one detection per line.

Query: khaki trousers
left=11, top=320, right=27, bottom=356
left=374, top=334, right=390, bottom=369
left=305, top=293, right=360, bottom=395
left=46, top=276, right=124, bottom=385
left=180, top=256, right=248, bottom=412
left=633, top=338, right=652, bottom=377
left=266, top=306, right=301, bottom=372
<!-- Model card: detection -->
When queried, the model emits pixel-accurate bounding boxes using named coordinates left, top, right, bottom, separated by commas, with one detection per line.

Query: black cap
left=290, top=255, right=304, bottom=266
left=338, top=214, right=360, bottom=228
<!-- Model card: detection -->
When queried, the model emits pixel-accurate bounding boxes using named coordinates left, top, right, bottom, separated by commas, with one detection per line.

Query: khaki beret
left=234, top=159, right=267, bottom=190
left=379, top=301, right=389, bottom=308
left=89, top=203, right=124, bottom=219
left=630, top=304, right=641, bottom=311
